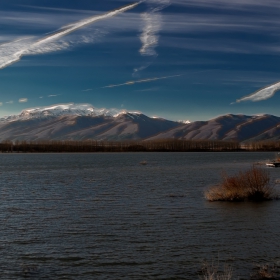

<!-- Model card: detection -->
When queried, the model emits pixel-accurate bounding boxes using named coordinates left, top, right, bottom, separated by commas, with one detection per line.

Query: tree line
left=0, top=139, right=241, bottom=153
left=1, top=139, right=280, bottom=153
left=242, top=141, right=280, bottom=151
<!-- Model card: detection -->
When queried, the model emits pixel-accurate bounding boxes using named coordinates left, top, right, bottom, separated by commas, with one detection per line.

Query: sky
left=1, top=0, right=280, bottom=121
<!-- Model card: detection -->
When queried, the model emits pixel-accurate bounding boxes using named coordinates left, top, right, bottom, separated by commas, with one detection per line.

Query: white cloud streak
left=172, top=0, right=280, bottom=10
left=0, top=102, right=2, bottom=106
left=134, top=0, right=170, bottom=75
left=48, top=94, right=61, bottom=97
left=0, top=2, right=139, bottom=70
left=236, top=81, right=280, bottom=103
left=19, top=98, right=28, bottom=103
left=102, top=74, right=181, bottom=88
left=139, top=12, right=161, bottom=56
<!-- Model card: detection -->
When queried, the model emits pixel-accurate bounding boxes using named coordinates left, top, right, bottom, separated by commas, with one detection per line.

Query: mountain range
left=0, top=104, right=280, bottom=142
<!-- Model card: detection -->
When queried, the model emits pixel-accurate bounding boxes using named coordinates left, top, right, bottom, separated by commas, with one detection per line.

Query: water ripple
left=0, top=152, right=279, bottom=279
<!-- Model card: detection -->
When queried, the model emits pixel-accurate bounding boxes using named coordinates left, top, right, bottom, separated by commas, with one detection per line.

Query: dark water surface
left=0, top=152, right=280, bottom=279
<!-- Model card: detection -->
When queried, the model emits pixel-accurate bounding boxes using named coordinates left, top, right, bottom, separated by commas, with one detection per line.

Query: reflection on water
left=0, top=152, right=279, bottom=279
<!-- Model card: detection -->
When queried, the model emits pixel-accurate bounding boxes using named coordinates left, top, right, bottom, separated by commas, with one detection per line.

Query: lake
left=0, top=152, right=280, bottom=279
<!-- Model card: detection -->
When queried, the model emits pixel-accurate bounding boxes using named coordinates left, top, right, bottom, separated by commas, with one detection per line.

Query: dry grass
left=200, top=261, right=233, bottom=280
left=205, top=166, right=279, bottom=202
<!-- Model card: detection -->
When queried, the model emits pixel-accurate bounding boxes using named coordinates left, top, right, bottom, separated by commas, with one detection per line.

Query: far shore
left=0, top=139, right=279, bottom=153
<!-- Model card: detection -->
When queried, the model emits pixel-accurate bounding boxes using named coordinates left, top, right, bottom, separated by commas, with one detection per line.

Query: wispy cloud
left=0, top=2, right=139, bottom=70
left=48, top=94, right=61, bottom=97
left=19, top=98, right=28, bottom=103
left=235, top=81, right=280, bottom=103
left=6, top=101, right=13, bottom=104
left=139, top=12, right=161, bottom=56
left=0, top=102, right=2, bottom=106
left=172, top=0, right=280, bottom=10
left=134, top=0, right=170, bottom=76
left=134, top=86, right=159, bottom=92
left=35, top=94, right=61, bottom=99
left=102, top=74, right=181, bottom=88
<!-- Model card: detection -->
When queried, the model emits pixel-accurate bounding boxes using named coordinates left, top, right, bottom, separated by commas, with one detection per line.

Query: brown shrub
left=205, top=166, right=279, bottom=202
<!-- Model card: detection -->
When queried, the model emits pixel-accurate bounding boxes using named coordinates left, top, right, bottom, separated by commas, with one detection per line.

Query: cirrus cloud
left=0, top=2, right=139, bottom=70
left=235, top=81, right=280, bottom=103
left=19, top=98, right=28, bottom=103
left=134, top=0, right=170, bottom=76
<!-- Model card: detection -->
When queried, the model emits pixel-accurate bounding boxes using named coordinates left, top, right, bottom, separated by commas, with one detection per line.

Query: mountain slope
left=1, top=104, right=280, bottom=142
left=0, top=104, right=182, bottom=141
left=146, top=114, right=280, bottom=142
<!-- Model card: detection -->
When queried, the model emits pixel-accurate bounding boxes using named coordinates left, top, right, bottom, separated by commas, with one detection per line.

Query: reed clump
left=200, top=261, right=233, bottom=280
left=205, top=166, right=279, bottom=202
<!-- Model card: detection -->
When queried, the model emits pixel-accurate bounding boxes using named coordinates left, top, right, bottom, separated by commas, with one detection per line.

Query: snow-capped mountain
left=1, top=104, right=280, bottom=142
left=0, top=103, right=140, bottom=123
left=0, top=103, right=181, bottom=141
left=146, top=114, right=280, bottom=142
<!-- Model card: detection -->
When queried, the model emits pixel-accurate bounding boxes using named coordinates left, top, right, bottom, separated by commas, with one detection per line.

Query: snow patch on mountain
left=178, top=120, right=191, bottom=124
left=0, top=103, right=143, bottom=123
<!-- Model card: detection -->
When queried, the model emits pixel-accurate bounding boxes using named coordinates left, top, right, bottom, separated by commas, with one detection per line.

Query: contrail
left=0, top=37, right=32, bottom=47
left=0, top=2, right=139, bottom=70
left=235, top=81, right=280, bottom=103
left=101, top=74, right=182, bottom=88
left=33, top=3, right=139, bottom=46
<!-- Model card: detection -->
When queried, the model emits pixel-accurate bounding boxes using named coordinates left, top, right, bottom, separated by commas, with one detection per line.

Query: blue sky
left=1, top=0, right=280, bottom=121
